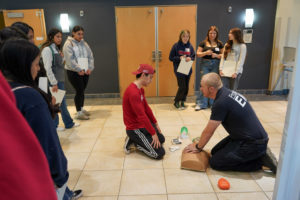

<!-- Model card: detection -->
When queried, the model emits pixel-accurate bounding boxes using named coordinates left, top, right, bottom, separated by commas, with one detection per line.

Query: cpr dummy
left=181, top=150, right=210, bottom=172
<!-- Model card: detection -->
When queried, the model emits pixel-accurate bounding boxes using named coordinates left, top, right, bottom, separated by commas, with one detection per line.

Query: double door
left=116, top=5, right=197, bottom=96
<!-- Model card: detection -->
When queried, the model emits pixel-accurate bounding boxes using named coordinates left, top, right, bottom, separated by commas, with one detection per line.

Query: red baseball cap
left=132, top=64, right=155, bottom=75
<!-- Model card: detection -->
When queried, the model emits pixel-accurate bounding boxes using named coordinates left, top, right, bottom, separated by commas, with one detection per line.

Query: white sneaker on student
left=73, top=122, right=80, bottom=127
left=56, top=127, right=65, bottom=132
left=81, top=108, right=90, bottom=116
left=75, top=111, right=89, bottom=120
left=195, top=105, right=201, bottom=111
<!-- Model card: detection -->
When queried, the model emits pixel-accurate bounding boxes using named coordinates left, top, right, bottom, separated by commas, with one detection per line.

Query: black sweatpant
left=126, top=125, right=165, bottom=160
left=209, top=136, right=267, bottom=172
left=67, top=70, right=89, bottom=112
left=174, top=75, right=191, bottom=103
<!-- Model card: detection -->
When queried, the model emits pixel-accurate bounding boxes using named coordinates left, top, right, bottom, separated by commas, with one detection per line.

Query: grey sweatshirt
left=63, top=36, right=94, bottom=72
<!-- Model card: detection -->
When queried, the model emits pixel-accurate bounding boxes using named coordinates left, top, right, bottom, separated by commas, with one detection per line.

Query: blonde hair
left=202, top=72, right=223, bottom=89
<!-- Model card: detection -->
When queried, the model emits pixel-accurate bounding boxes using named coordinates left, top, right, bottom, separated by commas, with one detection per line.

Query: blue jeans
left=54, top=82, right=74, bottom=128
left=195, top=59, right=220, bottom=108
left=63, top=186, right=74, bottom=200
left=221, top=73, right=242, bottom=91
left=56, top=182, right=67, bottom=200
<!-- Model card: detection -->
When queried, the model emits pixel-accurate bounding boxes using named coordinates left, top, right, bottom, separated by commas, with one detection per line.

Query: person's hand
left=219, top=70, right=224, bottom=76
left=78, top=70, right=85, bottom=76
left=211, top=53, right=218, bottom=58
left=59, top=51, right=64, bottom=57
left=185, top=57, right=191, bottom=62
left=206, top=49, right=213, bottom=55
left=51, top=96, right=56, bottom=105
left=52, top=85, right=58, bottom=93
left=232, top=73, right=237, bottom=79
left=180, top=55, right=186, bottom=60
left=155, top=123, right=162, bottom=134
left=151, top=134, right=161, bottom=149
left=85, top=69, right=91, bottom=75
left=184, top=143, right=200, bottom=153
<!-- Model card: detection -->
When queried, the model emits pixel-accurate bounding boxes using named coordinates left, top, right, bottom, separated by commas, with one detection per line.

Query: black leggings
left=174, top=75, right=191, bottom=103
left=67, top=70, right=89, bottom=112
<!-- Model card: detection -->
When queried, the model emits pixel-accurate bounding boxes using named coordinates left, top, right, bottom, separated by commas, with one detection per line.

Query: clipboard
left=222, top=60, right=237, bottom=77
left=177, top=59, right=193, bottom=75
left=50, top=87, right=66, bottom=104
left=78, top=57, right=88, bottom=71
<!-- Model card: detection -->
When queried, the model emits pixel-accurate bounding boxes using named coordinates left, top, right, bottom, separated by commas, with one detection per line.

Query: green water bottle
left=180, top=126, right=189, bottom=139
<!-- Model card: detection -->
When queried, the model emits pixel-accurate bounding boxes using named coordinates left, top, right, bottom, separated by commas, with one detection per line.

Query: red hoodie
left=123, top=83, right=157, bottom=135
left=0, top=72, right=57, bottom=200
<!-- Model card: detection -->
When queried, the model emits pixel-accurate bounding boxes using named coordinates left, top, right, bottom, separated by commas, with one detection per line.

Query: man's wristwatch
left=195, top=143, right=202, bottom=152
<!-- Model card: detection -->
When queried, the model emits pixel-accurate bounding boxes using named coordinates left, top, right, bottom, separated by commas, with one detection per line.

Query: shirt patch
left=228, top=91, right=247, bottom=108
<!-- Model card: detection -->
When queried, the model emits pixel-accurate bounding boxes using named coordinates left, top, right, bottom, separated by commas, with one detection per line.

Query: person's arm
left=85, top=41, right=95, bottom=72
left=235, top=44, right=247, bottom=74
left=41, top=47, right=57, bottom=86
left=184, top=120, right=221, bottom=153
left=169, top=44, right=181, bottom=62
left=190, top=45, right=196, bottom=60
left=129, top=92, right=156, bottom=135
left=63, top=41, right=82, bottom=72
left=219, top=44, right=226, bottom=76
left=197, top=42, right=213, bottom=58
left=143, top=96, right=157, bottom=125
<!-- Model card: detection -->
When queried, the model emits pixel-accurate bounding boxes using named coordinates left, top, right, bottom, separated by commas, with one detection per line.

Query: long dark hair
left=41, top=28, right=63, bottom=50
left=0, top=38, right=40, bottom=86
left=205, top=26, right=222, bottom=46
left=72, top=25, right=84, bottom=36
left=224, top=28, right=244, bottom=59
left=178, top=29, right=190, bottom=43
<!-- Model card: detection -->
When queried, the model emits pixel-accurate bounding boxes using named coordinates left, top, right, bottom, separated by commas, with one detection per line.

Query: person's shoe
left=66, top=122, right=81, bottom=129
left=71, top=189, right=83, bottom=200
left=81, top=109, right=90, bottom=116
left=195, top=105, right=201, bottom=111
left=124, top=136, right=134, bottom=154
left=174, top=102, right=180, bottom=109
left=75, top=111, right=89, bottom=120
left=262, top=147, right=278, bottom=174
left=56, top=127, right=65, bottom=132
left=180, top=101, right=186, bottom=110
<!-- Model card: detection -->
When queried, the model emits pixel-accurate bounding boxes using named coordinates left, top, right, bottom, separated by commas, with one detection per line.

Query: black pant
left=67, top=70, right=89, bottom=112
left=209, top=136, right=267, bottom=172
left=126, top=124, right=165, bottom=160
left=175, top=75, right=190, bottom=103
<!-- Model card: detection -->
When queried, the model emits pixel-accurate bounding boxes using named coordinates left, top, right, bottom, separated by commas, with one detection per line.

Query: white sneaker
left=56, top=127, right=65, bottom=132
left=195, top=105, right=201, bottom=111
left=75, top=111, right=89, bottom=120
left=73, top=122, right=80, bottom=127
left=81, top=108, right=90, bottom=116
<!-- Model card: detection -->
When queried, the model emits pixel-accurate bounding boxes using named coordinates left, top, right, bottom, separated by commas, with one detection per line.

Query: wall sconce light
left=245, top=8, right=254, bottom=28
left=60, top=13, right=70, bottom=33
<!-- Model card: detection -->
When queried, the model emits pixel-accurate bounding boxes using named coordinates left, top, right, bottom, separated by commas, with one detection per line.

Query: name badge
left=215, top=47, right=220, bottom=52
left=185, top=48, right=190, bottom=52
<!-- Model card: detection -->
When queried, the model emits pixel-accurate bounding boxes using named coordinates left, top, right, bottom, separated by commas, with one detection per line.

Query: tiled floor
left=58, top=99, right=287, bottom=200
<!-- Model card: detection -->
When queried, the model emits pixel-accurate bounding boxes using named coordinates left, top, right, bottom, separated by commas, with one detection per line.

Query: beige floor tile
left=160, top=124, right=184, bottom=137
left=206, top=168, right=261, bottom=193
left=68, top=127, right=101, bottom=140
left=103, top=117, right=125, bottom=128
left=156, top=116, right=183, bottom=126
left=75, top=170, right=122, bottom=196
left=68, top=170, right=82, bottom=190
left=80, top=197, right=117, bottom=200
left=168, top=193, right=218, bottom=200
left=164, top=169, right=214, bottom=193
left=119, top=169, right=166, bottom=195
left=265, top=192, right=273, bottom=199
left=163, top=149, right=182, bottom=169
left=84, top=151, right=125, bottom=170
left=251, top=171, right=276, bottom=192
left=118, top=195, right=167, bottom=200
left=217, top=192, right=269, bottom=200
left=268, top=134, right=284, bottom=148
left=65, top=152, right=90, bottom=170
left=99, top=127, right=127, bottom=138
left=124, top=151, right=163, bottom=169
left=62, top=139, right=96, bottom=153
left=155, top=104, right=175, bottom=111
left=78, top=119, right=106, bottom=128
left=93, top=137, right=124, bottom=152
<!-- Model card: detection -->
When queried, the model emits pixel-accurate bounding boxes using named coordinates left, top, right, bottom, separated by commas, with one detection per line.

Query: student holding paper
left=41, top=28, right=79, bottom=131
left=169, top=30, right=195, bottom=109
left=219, top=28, right=247, bottom=90
left=195, top=26, right=223, bottom=111
left=63, top=25, right=94, bottom=120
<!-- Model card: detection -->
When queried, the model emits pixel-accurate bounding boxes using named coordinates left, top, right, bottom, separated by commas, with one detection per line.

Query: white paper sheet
left=38, top=77, right=48, bottom=93
left=78, top=57, right=88, bottom=71
left=177, top=59, right=193, bottom=75
left=50, top=87, right=66, bottom=104
left=222, top=60, right=237, bottom=77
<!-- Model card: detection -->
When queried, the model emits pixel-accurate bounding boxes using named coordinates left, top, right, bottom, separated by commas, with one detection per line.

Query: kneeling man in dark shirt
left=184, top=72, right=277, bottom=174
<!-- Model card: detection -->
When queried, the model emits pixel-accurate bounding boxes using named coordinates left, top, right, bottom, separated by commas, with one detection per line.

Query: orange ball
left=218, top=178, right=230, bottom=190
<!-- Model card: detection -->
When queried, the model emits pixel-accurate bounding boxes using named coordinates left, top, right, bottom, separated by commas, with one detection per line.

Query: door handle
left=152, top=50, right=162, bottom=62
left=152, top=51, right=156, bottom=62
left=158, top=50, right=162, bottom=61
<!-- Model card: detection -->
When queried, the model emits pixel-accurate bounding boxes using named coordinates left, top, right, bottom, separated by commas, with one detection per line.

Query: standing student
left=169, top=30, right=195, bottom=109
left=195, top=26, right=223, bottom=111
left=41, top=28, right=79, bottom=131
left=63, top=25, right=94, bottom=120
left=219, top=28, right=247, bottom=90
left=122, top=64, right=165, bottom=159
